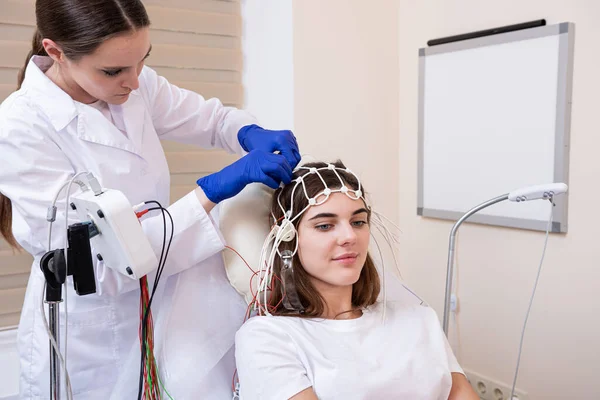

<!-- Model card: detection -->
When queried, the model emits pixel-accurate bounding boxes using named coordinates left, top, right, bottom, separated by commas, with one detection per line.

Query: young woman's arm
left=448, top=373, right=480, bottom=400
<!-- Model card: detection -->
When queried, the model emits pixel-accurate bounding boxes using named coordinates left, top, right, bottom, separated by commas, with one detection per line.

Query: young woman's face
left=62, top=28, right=151, bottom=105
left=296, top=192, right=370, bottom=291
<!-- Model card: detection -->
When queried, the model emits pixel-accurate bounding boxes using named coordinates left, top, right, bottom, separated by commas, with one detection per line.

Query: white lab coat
left=0, top=56, right=254, bottom=399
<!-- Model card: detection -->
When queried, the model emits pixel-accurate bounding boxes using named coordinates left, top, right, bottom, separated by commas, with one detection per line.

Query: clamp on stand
left=40, top=222, right=98, bottom=400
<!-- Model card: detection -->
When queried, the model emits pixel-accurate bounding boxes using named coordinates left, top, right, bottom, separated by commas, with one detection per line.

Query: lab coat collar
left=21, top=56, right=145, bottom=157
left=21, top=56, right=78, bottom=132
left=116, top=92, right=147, bottom=156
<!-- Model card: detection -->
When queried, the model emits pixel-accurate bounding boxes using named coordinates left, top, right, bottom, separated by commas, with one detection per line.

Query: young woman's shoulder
left=235, top=316, right=302, bottom=364
left=236, top=315, right=296, bottom=340
left=1, top=88, right=35, bottom=117
left=382, top=301, right=443, bottom=326
left=0, top=89, right=52, bottom=139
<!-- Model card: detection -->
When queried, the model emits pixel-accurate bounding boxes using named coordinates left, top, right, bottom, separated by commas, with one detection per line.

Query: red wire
left=224, top=244, right=291, bottom=393
left=224, top=245, right=256, bottom=274
left=136, top=209, right=149, bottom=219
left=224, top=246, right=271, bottom=392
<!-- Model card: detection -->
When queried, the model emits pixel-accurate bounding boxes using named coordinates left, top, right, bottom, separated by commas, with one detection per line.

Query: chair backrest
left=219, top=183, right=274, bottom=305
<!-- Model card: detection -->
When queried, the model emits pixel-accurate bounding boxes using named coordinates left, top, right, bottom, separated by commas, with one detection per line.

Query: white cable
left=39, top=285, right=72, bottom=399
left=369, top=232, right=388, bottom=322
left=256, top=228, right=277, bottom=314
left=371, top=211, right=403, bottom=238
left=43, top=172, right=88, bottom=399
left=371, top=223, right=426, bottom=306
left=451, top=311, right=461, bottom=362
left=63, top=173, right=86, bottom=398
left=451, top=230, right=460, bottom=360
left=372, top=218, right=400, bottom=273
left=509, top=200, right=554, bottom=400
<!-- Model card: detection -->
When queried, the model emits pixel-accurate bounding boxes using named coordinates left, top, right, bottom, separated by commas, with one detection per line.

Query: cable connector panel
left=70, top=189, right=158, bottom=278
left=86, top=172, right=103, bottom=196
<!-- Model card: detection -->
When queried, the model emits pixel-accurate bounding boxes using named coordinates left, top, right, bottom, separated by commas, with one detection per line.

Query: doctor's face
left=296, top=193, right=370, bottom=292
left=62, top=28, right=151, bottom=105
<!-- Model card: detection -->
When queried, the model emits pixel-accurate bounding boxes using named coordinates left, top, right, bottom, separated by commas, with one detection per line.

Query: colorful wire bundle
left=139, top=276, right=160, bottom=399
left=135, top=202, right=174, bottom=400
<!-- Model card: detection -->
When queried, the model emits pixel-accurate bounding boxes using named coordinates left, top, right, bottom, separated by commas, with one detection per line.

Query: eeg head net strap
left=255, top=164, right=368, bottom=315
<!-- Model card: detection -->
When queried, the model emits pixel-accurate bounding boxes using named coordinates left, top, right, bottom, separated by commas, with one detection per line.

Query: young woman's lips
left=333, top=253, right=358, bottom=265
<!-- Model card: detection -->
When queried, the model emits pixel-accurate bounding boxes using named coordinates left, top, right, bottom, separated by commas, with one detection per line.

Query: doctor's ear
left=42, top=38, right=66, bottom=64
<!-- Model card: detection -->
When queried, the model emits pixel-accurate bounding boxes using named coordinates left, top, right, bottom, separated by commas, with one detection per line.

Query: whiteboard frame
left=417, top=22, right=574, bottom=233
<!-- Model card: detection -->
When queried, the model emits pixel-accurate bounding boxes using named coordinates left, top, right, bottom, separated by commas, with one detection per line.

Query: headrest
left=219, top=183, right=274, bottom=304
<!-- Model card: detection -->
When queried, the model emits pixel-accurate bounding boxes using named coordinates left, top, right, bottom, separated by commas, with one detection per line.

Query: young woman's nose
left=337, top=222, right=357, bottom=246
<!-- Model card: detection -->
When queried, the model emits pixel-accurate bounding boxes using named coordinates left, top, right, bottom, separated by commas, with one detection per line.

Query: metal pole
left=443, top=194, right=509, bottom=336
left=48, top=302, right=61, bottom=400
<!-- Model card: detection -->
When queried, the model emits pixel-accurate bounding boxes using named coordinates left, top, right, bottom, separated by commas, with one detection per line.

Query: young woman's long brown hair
left=0, top=0, right=150, bottom=249
left=267, top=161, right=380, bottom=317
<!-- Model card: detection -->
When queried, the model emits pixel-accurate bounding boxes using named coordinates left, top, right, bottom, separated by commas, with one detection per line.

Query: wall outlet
left=450, top=293, right=458, bottom=312
left=464, top=369, right=529, bottom=400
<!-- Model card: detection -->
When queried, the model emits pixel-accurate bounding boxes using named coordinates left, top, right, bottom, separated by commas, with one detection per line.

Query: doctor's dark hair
left=268, top=161, right=380, bottom=318
left=16, top=0, right=151, bottom=90
left=1, top=0, right=150, bottom=248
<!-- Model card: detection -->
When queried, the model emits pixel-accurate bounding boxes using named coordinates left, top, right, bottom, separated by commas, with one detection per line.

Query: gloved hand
left=237, top=124, right=301, bottom=170
left=197, top=150, right=292, bottom=204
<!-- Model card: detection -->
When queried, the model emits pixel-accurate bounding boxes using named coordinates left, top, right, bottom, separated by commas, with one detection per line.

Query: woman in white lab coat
left=0, top=1, right=299, bottom=399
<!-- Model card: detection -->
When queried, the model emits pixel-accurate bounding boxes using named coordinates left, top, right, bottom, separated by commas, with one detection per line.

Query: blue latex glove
left=237, top=124, right=301, bottom=170
left=197, top=150, right=292, bottom=204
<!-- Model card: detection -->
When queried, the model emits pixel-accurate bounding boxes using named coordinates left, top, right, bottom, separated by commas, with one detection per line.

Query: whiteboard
left=417, top=23, right=574, bottom=233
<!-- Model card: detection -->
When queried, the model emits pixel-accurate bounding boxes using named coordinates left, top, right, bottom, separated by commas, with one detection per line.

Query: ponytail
left=0, top=195, right=17, bottom=249
left=0, top=30, right=45, bottom=248
left=16, top=29, right=46, bottom=90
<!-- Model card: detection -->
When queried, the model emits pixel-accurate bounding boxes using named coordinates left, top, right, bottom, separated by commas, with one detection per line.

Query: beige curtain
left=0, top=0, right=244, bottom=329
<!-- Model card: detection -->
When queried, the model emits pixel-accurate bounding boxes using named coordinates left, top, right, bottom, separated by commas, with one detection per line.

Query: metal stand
left=48, top=302, right=61, bottom=399
left=41, top=249, right=67, bottom=400
left=40, top=222, right=98, bottom=399
left=442, top=194, right=509, bottom=336
left=442, top=184, right=565, bottom=336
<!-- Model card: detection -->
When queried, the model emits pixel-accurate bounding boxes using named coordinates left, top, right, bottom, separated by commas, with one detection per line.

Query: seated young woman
left=234, top=160, right=479, bottom=400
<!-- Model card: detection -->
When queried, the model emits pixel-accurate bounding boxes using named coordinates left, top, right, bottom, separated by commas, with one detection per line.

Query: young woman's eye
left=315, top=224, right=332, bottom=231
left=352, top=220, right=368, bottom=227
left=103, top=69, right=122, bottom=77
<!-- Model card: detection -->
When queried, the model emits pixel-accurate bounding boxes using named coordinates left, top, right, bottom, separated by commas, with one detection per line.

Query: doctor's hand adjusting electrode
left=197, top=125, right=299, bottom=204
left=197, top=149, right=294, bottom=205
left=237, top=124, right=301, bottom=168
left=197, top=124, right=299, bottom=204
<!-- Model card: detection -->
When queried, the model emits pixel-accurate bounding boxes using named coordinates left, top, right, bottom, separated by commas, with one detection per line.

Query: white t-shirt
left=88, top=99, right=127, bottom=136
left=235, top=302, right=463, bottom=400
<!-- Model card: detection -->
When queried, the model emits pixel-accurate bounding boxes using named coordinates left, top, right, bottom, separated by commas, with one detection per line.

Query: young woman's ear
left=42, top=38, right=65, bottom=64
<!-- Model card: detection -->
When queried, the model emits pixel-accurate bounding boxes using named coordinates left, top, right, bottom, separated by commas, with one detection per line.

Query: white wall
left=293, top=0, right=401, bottom=227
left=241, top=0, right=294, bottom=130
left=397, top=1, right=600, bottom=399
